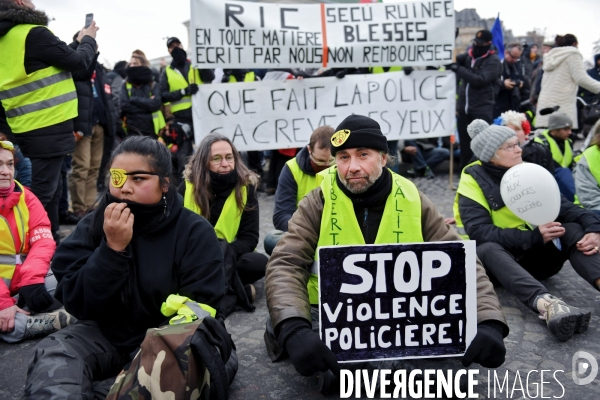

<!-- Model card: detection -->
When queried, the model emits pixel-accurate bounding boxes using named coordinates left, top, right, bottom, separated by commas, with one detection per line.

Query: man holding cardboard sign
left=264, top=115, right=508, bottom=393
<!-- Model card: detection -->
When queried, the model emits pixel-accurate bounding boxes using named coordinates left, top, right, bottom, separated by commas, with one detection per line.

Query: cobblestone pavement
left=1, top=169, right=599, bottom=399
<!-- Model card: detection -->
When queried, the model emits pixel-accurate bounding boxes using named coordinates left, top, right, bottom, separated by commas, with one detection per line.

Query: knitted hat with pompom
left=468, top=120, right=516, bottom=162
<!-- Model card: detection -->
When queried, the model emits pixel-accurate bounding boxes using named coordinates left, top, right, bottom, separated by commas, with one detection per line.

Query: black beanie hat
left=330, top=115, right=388, bottom=155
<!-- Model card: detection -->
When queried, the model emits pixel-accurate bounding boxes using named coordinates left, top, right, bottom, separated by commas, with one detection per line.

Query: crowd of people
left=1, top=0, right=600, bottom=397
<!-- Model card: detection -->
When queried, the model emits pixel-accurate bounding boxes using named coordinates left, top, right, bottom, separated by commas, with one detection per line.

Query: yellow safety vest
left=285, top=158, right=323, bottom=206
left=453, top=161, right=530, bottom=240
left=369, top=66, right=403, bottom=74
left=577, top=145, right=600, bottom=186
left=164, top=66, right=202, bottom=113
left=0, top=182, right=30, bottom=289
left=0, top=24, right=77, bottom=134
left=534, top=130, right=573, bottom=168
left=228, top=72, right=255, bottom=83
left=161, top=294, right=217, bottom=324
left=125, top=83, right=166, bottom=135
left=307, top=167, right=423, bottom=304
left=183, top=181, right=247, bottom=243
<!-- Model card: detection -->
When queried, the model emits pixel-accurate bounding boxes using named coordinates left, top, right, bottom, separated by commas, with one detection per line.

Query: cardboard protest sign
left=190, top=0, right=455, bottom=68
left=318, top=241, right=477, bottom=363
left=193, top=70, right=455, bottom=151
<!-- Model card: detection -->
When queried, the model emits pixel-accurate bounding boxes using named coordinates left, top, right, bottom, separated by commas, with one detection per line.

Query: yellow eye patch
left=110, top=168, right=128, bottom=188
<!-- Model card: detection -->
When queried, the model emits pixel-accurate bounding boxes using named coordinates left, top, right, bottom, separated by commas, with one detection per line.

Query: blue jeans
left=405, top=140, right=450, bottom=170
left=554, top=167, right=576, bottom=202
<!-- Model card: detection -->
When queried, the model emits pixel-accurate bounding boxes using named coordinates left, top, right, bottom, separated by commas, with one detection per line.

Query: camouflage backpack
left=107, top=316, right=237, bottom=400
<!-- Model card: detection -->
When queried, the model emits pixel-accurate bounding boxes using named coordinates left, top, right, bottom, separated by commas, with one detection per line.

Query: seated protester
left=494, top=110, right=555, bottom=174
left=574, top=122, right=600, bottom=216
left=180, top=134, right=266, bottom=317
left=265, top=127, right=335, bottom=254
left=120, top=54, right=164, bottom=137
left=265, top=115, right=508, bottom=392
left=455, top=120, right=600, bottom=341
left=23, top=136, right=225, bottom=398
left=533, top=113, right=576, bottom=201
left=0, top=137, right=73, bottom=343
left=399, top=138, right=450, bottom=179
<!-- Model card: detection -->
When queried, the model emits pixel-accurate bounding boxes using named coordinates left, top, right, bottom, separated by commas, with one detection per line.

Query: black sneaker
left=422, top=167, right=435, bottom=179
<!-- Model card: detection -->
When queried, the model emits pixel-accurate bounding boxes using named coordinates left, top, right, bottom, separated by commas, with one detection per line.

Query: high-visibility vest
left=285, top=158, right=323, bottom=206
left=161, top=294, right=217, bottom=324
left=165, top=66, right=202, bottom=113
left=228, top=72, right=255, bottom=83
left=125, top=83, right=166, bottom=135
left=534, top=130, right=573, bottom=168
left=369, top=66, right=403, bottom=74
left=0, top=24, right=77, bottom=133
left=0, top=181, right=30, bottom=289
left=307, top=166, right=423, bottom=304
left=578, top=145, right=600, bottom=186
left=453, top=161, right=530, bottom=240
left=183, top=181, right=247, bottom=243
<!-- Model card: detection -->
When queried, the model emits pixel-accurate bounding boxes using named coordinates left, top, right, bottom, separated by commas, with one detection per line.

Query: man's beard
left=338, top=164, right=384, bottom=194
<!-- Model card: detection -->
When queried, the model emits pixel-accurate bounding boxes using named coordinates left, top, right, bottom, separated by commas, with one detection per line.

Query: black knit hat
left=166, top=37, right=181, bottom=49
left=330, top=115, right=388, bottom=155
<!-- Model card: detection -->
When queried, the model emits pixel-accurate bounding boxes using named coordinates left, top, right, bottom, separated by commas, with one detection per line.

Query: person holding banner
left=181, top=134, right=267, bottom=317
left=264, top=115, right=509, bottom=393
left=454, top=120, right=600, bottom=341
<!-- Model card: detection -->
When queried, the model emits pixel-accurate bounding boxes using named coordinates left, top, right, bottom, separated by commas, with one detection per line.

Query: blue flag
left=491, top=14, right=504, bottom=60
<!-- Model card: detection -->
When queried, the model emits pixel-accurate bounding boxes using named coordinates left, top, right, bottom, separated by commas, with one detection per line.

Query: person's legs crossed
left=561, top=222, right=600, bottom=287
left=423, top=147, right=450, bottom=170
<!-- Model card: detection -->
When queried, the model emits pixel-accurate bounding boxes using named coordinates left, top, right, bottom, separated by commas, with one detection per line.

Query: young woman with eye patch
left=23, top=136, right=226, bottom=398
left=179, top=134, right=267, bottom=317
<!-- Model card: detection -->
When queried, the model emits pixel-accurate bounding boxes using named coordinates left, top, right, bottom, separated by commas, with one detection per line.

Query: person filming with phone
left=0, top=0, right=99, bottom=245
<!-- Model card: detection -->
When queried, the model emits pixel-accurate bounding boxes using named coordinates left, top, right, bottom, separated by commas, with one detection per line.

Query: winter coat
left=0, top=2, right=97, bottom=158
left=272, top=146, right=315, bottom=231
left=120, top=81, right=162, bottom=137
left=455, top=50, right=503, bottom=116
left=579, top=54, right=600, bottom=104
left=265, top=182, right=509, bottom=334
left=70, top=45, right=98, bottom=137
left=0, top=184, right=56, bottom=310
left=536, top=47, right=600, bottom=129
left=495, top=59, right=531, bottom=116
left=51, top=189, right=225, bottom=352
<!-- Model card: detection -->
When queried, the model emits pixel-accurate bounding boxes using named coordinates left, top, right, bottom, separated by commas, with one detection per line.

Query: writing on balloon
left=516, top=200, right=544, bottom=215
left=506, top=185, right=536, bottom=205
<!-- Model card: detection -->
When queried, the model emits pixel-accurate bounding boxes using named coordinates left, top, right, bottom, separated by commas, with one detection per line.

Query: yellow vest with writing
left=0, top=182, right=30, bottom=288
left=0, top=24, right=77, bottom=133
left=307, top=167, right=423, bottom=304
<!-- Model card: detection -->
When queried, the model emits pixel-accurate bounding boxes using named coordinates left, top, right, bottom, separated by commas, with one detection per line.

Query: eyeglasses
left=210, top=155, right=235, bottom=165
left=499, top=142, right=521, bottom=152
left=310, top=154, right=335, bottom=167
left=0, top=141, right=14, bottom=151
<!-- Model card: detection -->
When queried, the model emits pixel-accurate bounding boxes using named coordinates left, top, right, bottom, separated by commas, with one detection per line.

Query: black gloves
left=184, top=83, right=199, bottom=95
left=403, top=66, right=414, bottom=76
left=19, top=283, right=54, bottom=313
left=444, top=63, right=458, bottom=72
left=278, top=318, right=340, bottom=377
left=462, top=321, right=506, bottom=368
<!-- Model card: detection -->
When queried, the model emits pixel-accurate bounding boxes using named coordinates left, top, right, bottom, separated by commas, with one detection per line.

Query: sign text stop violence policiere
left=318, top=241, right=477, bottom=363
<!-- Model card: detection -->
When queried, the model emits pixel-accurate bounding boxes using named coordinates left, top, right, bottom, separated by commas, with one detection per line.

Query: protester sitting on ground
left=181, top=134, right=266, bottom=317
left=120, top=54, right=164, bottom=137
left=0, top=135, right=74, bottom=344
left=399, top=138, right=450, bottom=179
left=264, top=127, right=335, bottom=255
left=574, top=120, right=600, bottom=216
left=454, top=120, right=600, bottom=341
left=23, top=136, right=225, bottom=398
left=494, top=110, right=554, bottom=174
left=265, top=115, right=509, bottom=393
left=534, top=112, right=577, bottom=201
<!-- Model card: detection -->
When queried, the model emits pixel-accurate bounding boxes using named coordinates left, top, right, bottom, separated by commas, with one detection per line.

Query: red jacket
left=0, top=185, right=56, bottom=310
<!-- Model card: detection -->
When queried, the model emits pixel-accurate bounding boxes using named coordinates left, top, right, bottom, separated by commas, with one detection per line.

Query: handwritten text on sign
left=190, top=0, right=455, bottom=68
left=193, top=70, right=455, bottom=151
left=318, top=242, right=477, bottom=363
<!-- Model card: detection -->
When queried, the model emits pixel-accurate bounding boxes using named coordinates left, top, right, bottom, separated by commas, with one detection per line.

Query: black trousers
left=477, top=223, right=600, bottom=312
left=457, top=111, right=494, bottom=171
left=30, top=155, right=65, bottom=244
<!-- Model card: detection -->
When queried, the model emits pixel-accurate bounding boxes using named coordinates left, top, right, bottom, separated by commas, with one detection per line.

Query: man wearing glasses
left=265, top=127, right=335, bottom=255
left=494, top=42, right=531, bottom=118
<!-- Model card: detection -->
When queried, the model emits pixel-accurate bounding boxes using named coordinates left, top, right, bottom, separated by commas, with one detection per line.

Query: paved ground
left=1, top=165, right=599, bottom=399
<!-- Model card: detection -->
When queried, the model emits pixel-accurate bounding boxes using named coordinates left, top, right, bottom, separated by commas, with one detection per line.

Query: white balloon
left=500, top=163, right=561, bottom=226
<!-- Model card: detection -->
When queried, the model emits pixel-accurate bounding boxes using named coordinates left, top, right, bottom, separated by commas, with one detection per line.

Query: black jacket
left=456, top=50, right=503, bottom=117
left=0, top=2, right=97, bottom=158
left=70, top=44, right=98, bottom=136
left=51, top=190, right=225, bottom=352
left=120, top=81, right=162, bottom=137
left=458, top=162, right=600, bottom=258
left=495, top=59, right=531, bottom=116
left=521, top=140, right=555, bottom=175
left=159, top=61, right=214, bottom=123
left=580, top=54, right=600, bottom=104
